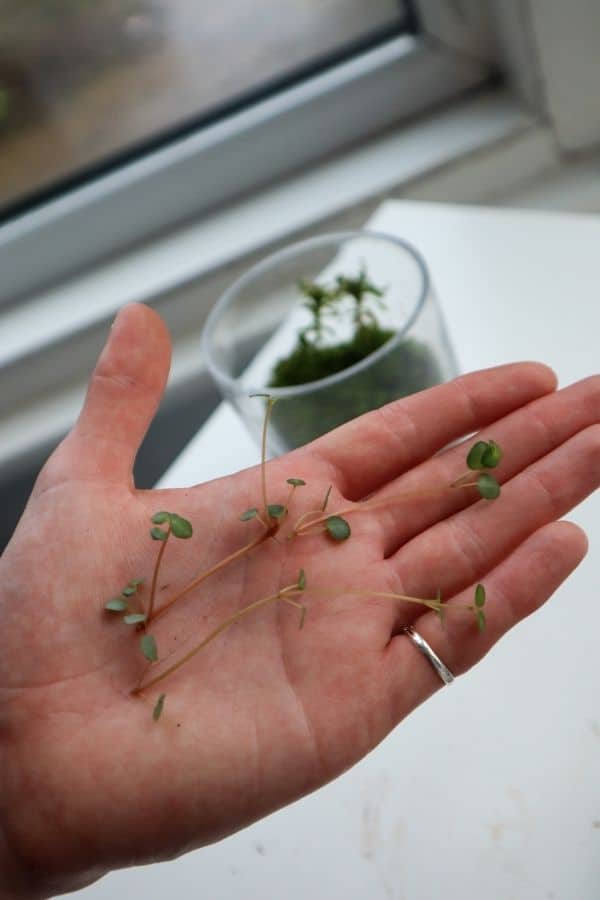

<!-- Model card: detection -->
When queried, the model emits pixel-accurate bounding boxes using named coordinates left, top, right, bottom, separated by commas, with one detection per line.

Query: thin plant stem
left=284, top=484, right=295, bottom=511
left=282, top=596, right=307, bottom=628
left=293, top=482, right=479, bottom=536
left=133, top=582, right=300, bottom=695
left=261, top=397, right=276, bottom=519
left=134, top=660, right=153, bottom=693
left=450, top=471, right=475, bottom=488
left=136, top=579, right=465, bottom=695
left=307, top=587, right=444, bottom=613
left=292, top=507, right=328, bottom=532
left=149, top=530, right=269, bottom=624
left=147, top=525, right=171, bottom=622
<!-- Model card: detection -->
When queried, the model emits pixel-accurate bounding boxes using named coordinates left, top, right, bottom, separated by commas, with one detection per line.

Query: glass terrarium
left=202, top=231, right=458, bottom=454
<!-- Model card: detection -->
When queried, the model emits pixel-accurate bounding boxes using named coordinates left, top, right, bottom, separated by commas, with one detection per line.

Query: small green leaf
left=153, top=693, right=166, bottom=722
left=240, top=508, right=258, bottom=521
left=298, top=569, right=306, bottom=590
left=151, top=511, right=171, bottom=525
left=170, top=514, right=193, bottom=539
left=124, top=613, right=147, bottom=625
left=140, top=633, right=158, bottom=662
left=286, top=478, right=306, bottom=487
left=121, top=585, right=136, bottom=597
left=105, top=597, right=128, bottom=612
left=467, top=441, right=489, bottom=470
left=477, top=473, right=501, bottom=500
left=325, top=515, right=351, bottom=541
left=474, top=583, right=486, bottom=608
left=321, top=484, right=333, bottom=512
left=150, top=526, right=169, bottom=541
left=476, top=609, right=486, bottom=633
left=481, top=440, right=502, bottom=468
left=267, top=504, right=286, bottom=519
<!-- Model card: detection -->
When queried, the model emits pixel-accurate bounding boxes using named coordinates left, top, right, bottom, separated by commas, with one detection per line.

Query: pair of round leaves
left=476, top=473, right=501, bottom=500
left=467, top=440, right=502, bottom=470
left=150, top=511, right=193, bottom=541
left=240, top=504, right=286, bottom=522
left=466, top=440, right=502, bottom=500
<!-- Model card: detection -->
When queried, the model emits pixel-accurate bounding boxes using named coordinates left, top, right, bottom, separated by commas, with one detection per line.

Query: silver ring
left=401, top=625, right=455, bottom=685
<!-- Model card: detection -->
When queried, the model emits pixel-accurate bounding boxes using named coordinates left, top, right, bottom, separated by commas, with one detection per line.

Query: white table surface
left=78, top=200, right=599, bottom=900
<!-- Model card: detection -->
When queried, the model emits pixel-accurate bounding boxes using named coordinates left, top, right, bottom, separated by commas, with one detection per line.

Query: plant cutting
left=104, top=396, right=502, bottom=721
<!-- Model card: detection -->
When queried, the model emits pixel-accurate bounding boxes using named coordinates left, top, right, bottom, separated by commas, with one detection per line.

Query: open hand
left=0, top=304, right=597, bottom=897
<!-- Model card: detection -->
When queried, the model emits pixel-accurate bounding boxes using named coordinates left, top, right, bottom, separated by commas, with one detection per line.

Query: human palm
left=0, top=305, right=597, bottom=898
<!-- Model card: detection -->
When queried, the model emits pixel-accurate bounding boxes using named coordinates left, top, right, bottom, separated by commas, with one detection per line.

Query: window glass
left=0, top=0, right=409, bottom=216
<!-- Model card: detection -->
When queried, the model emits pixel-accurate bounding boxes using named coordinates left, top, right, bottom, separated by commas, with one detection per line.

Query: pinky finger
left=382, top=520, right=588, bottom=717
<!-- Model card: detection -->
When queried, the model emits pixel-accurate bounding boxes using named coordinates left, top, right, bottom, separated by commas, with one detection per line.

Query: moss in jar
left=267, top=268, right=441, bottom=449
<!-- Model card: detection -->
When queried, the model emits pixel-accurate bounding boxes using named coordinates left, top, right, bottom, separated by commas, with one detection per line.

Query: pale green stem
left=293, top=481, right=477, bottom=536
left=149, top=530, right=269, bottom=624
left=133, top=582, right=301, bottom=695
left=147, top=525, right=171, bottom=622
left=261, top=397, right=276, bottom=520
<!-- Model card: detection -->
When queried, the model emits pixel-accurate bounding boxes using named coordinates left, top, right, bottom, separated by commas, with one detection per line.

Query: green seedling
left=104, top=398, right=502, bottom=716
left=453, top=439, right=503, bottom=500
left=335, top=266, right=385, bottom=329
left=298, top=279, right=338, bottom=344
left=131, top=572, right=308, bottom=696
left=147, top=511, right=193, bottom=622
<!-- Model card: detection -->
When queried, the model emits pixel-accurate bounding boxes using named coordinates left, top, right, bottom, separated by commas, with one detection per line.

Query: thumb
left=37, top=304, right=171, bottom=491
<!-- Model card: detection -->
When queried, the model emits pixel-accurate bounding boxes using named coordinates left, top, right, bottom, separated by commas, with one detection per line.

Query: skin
left=0, top=304, right=598, bottom=898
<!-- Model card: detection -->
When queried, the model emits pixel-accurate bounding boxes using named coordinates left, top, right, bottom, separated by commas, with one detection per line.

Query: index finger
left=310, top=362, right=557, bottom=500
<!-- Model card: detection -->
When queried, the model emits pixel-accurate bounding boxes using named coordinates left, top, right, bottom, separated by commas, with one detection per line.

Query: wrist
left=0, top=826, right=101, bottom=900
left=0, top=774, right=102, bottom=900
left=0, top=824, right=37, bottom=900
left=0, top=818, right=104, bottom=899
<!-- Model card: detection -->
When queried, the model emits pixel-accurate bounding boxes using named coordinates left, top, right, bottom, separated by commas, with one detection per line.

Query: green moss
left=268, top=335, right=441, bottom=450
left=269, top=323, right=395, bottom=388
left=265, top=270, right=442, bottom=450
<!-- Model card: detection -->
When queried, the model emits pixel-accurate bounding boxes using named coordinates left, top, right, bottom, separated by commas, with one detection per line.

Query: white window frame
left=4, top=1, right=598, bottom=314
left=491, top=0, right=600, bottom=152
left=0, top=23, right=493, bottom=308
left=420, top=0, right=600, bottom=153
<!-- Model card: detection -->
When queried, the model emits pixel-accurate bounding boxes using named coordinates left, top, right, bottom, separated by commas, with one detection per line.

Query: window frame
left=0, top=25, right=493, bottom=308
